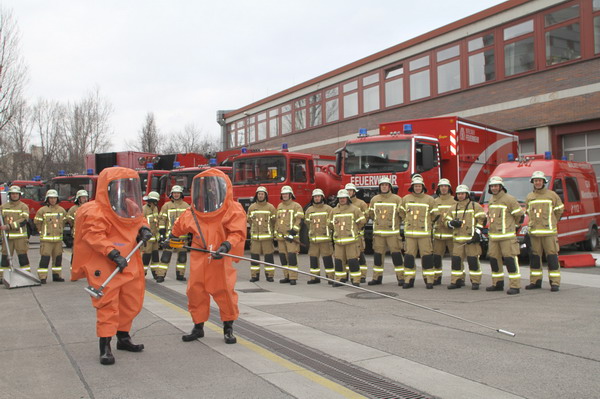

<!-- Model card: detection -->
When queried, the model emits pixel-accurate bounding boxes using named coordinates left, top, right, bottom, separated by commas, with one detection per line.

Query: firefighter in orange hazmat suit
left=71, top=167, right=153, bottom=365
left=170, top=168, right=246, bottom=344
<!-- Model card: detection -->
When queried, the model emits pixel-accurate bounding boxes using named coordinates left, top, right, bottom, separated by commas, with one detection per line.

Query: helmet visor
left=192, top=175, right=228, bottom=213
left=108, top=178, right=143, bottom=218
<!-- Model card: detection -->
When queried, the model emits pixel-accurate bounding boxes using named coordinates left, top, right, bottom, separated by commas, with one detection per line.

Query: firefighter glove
left=287, top=229, right=297, bottom=236
left=448, top=219, right=463, bottom=228
left=137, top=226, right=153, bottom=243
left=212, top=241, right=231, bottom=260
left=108, top=249, right=128, bottom=272
left=467, top=228, right=482, bottom=244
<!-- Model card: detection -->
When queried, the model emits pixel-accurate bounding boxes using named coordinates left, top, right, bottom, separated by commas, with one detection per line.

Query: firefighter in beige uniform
left=34, top=189, right=66, bottom=283
left=0, top=185, right=31, bottom=281
left=330, top=189, right=366, bottom=286
left=446, top=185, right=486, bottom=289
left=400, top=176, right=439, bottom=289
left=158, top=185, right=190, bottom=282
left=346, top=183, right=369, bottom=282
left=275, top=186, right=304, bottom=285
left=486, top=176, right=525, bottom=295
left=525, top=171, right=564, bottom=292
left=142, top=191, right=161, bottom=278
left=305, top=189, right=334, bottom=284
left=247, top=186, right=277, bottom=282
left=367, top=177, right=404, bottom=286
left=432, top=179, right=455, bottom=285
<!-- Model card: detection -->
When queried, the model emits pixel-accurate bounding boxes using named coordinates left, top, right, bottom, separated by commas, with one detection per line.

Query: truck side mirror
left=335, top=150, right=343, bottom=175
left=422, top=145, right=434, bottom=171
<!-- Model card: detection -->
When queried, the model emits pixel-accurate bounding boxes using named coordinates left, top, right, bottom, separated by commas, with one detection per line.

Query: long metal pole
left=183, top=245, right=516, bottom=337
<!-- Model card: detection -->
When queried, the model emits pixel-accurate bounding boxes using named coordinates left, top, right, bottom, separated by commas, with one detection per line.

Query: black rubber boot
left=116, top=331, right=144, bottom=352
left=448, top=279, right=463, bottom=289
left=368, top=276, right=382, bottom=286
left=307, top=278, right=320, bottom=284
left=182, top=323, right=205, bottom=342
left=506, top=288, right=520, bottom=295
left=402, top=279, right=415, bottom=289
left=551, top=285, right=560, bottom=292
left=486, top=281, right=504, bottom=291
left=525, top=280, right=542, bottom=290
left=279, top=277, right=290, bottom=283
left=471, top=283, right=480, bottom=290
left=290, top=280, right=297, bottom=285
left=99, top=337, right=115, bottom=365
left=250, top=275, right=260, bottom=282
left=52, top=274, right=65, bottom=282
left=156, top=275, right=165, bottom=283
left=223, top=321, right=237, bottom=344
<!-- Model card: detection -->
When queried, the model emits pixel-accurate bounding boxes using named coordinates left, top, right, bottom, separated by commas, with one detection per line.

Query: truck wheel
left=583, top=227, right=598, bottom=251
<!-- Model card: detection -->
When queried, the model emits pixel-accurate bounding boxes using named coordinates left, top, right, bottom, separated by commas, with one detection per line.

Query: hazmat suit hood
left=191, top=168, right=235, bottom=220
left=96, top=167, right=145, bottom=228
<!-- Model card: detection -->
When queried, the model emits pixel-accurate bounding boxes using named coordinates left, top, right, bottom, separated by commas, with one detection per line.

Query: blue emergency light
left=358, top=128, right=368, bottom=137
left=562, top=156, right=567, bottom=160
left=146, top=163, right=154, bottom=170
left=241, top=147, right=247, bottom=154
left=86, top=168, right=94, bottom=175
left=403, top=124, right=413, bottom=134
left=209, top=158, right=217, bottom=166
left=33, top=176, right=41, bottom=181
left=507, top=153, right=515, bottom=162
left=173, top=161, right=180, bottom=168
left=544, top=151, right=552, bottom=160
left=58, top=170, right=65, bottom=176
left=282, top=143, right=288, bottom=151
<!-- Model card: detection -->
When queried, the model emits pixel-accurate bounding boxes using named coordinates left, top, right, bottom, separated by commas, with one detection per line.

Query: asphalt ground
left=1, top=237, right=599, bottom=399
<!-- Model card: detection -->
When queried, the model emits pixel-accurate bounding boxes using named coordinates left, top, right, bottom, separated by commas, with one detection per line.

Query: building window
left=343, top=80, right=358, bottom=118
left=544, top=4, right=580, bottom=66
left=468, top=33, right=495, bottom=86
left=248, top=124, right=256, bottom=144
left=504, top=20, right=533, bottom=40
left=281, top=105, right=292, bottom=135
left=504, top=37, right=535, bottom=76
left=295, top=108, right=306, bottom=130
left=562, top=131, right=600, bottom=184
left=409, top=55, right=430, bottom=101
left=268, top=117, right=278, bottom=138
left=236, top=128, right=245, bottom=146
left=520, top=139, right=535, bottom=155
left=593, top=0, right=600, bottom=54
left=309, top=93, right=322, bottom=127
left=362, top=73, right=380, bottom=113
left=326, top=98, right=339, bottom=123
left=544, top=4, right=579, bottom=27
left=257, top=122, right=267, bottom=141
left=384, top=65, right=403, bottom=107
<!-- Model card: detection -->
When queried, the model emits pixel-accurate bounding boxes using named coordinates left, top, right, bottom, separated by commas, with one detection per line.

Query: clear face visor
left=108, top=178, right=143, bottom=218
left=192, top=175, right=228, bottom=213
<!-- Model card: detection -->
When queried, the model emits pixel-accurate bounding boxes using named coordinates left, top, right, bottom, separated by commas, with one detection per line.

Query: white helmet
left=8, top=185, right=22, bottom=195
left=337, top=189, right=350, bottom=199
left=75, top=189, right=89, bottom=200
left=488, top=176, right=504, bottom=186
left=170, top=185, right=184, bottom=194
left=455, top=185, right=470, bottom=194
left=256, top=186, right=268, bottom=194
left=280, top=185, right=295, bottom=199
left=45, top=189, right=59, bottom=200
left=378, top=177, right=391, bottom=186
left=437, top=178, right=451, bottom=187
left=530, top=171, right=548, bottom=183
left=144, top=191, right=160, bottom=201
left=344, top=183, right=358, bottom=192
left=312, top=188, right=325, bottom=197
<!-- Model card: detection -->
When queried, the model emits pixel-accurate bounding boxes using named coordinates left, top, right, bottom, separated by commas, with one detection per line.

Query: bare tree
left=0, top=7, right=28, bottom=133
left=61, top=88, right=113, bottom=172
left=162, top=123, right=220, bottom=157
left=30, top=98, right=67, bottom=177
left=134, top=112, right=161, bottom=153
left=4, top=98, right=32, bottom=179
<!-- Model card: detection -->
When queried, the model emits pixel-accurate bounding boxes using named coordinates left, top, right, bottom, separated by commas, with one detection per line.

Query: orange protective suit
left=71, top=167, right=146, bottom=337
left=171, top=168, right=246, bottom=324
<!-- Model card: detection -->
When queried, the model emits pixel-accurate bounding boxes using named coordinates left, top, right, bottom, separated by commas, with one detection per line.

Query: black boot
left=426, top=283, right=434, bottom=289
left=367, top=276, right=382, bottom=286
left=397, top=279, right=405, bottom=287
left=156, top=275, right=165, bottom=283
left=223, top=321, right=237, bottom=344
left=486, top=281, right=504, bottom=292
left=471, top=283, right=480, bottom=290
left=447, top=279, right=463, bottom=289
left=307, top=278, right=320, bottom=284
left=402, top=279, right=415, bottom=289
left=266, top=276, right=274, bottom=282
left=116, top=331, right=144, bottom=352
left=290, top=280, right=297, bottom=285
left=250, top=275, right=260, bottom=282
left=551, top=285, right=560, bottom=292
left=332, top=281, right=343, bottom=287
left=182, top=323, right=204, bottom=342
left=525, top=280, right=542, bottom=290
left=506, top=288, right=520, bottom=295
left=279, top=277, right=290, bottom=284
left=434, top=276, right=442, bottom=286
left=52, top=274, right=65, bottom=282
left=176, top=272, right=186, bottom=281
left=99, top=337, right=115, bottom=365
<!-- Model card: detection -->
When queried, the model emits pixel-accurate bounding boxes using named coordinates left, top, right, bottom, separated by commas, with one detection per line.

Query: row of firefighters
left=0, top=170, right=564, bottom=295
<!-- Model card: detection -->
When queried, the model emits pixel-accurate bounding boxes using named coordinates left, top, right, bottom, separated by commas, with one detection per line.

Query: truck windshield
left=51, top=178, right=95, bottom=201
left=22, top=186, right=43, bottom=201
left=233, top=156, right=286, bottom=185
left=170, top=171, right=196, bottom=196
left=480, top=177, right=530, bottom=204
left=344, top=141, right=410, bottom=174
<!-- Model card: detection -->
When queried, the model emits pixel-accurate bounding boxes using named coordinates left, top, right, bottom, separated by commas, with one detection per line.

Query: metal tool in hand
left=84, top=240, right=145, bottom=299
left=182, top=244, right=516, bottom=337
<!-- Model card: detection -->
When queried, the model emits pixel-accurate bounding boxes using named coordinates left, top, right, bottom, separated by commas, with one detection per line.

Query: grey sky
left=4, top=0, right=505, bottom=151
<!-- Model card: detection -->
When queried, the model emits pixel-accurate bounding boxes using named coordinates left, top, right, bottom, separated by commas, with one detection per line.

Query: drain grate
left=147, top=281, right=434, bottom=399
left=346, top=291, right=398, bottom=300
left=237, top=288, right=269, bottom=293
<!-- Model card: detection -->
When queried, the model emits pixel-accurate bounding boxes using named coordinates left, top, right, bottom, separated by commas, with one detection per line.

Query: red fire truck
left=337, top=117, right=519, bottom=201
left=481, top=154, right=600, bottom=252
left=9, top=178, right=45, bottom=236
left=165, top=161, right=233, bottom=206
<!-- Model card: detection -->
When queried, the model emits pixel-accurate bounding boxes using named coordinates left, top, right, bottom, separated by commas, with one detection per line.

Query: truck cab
left=165, top=165, right=233, bottom=206
left=482, top=154, right=600, bottom=251
left=47, top=171, right=97, bottom=212
left=10, top=178, right=46, bottom=236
